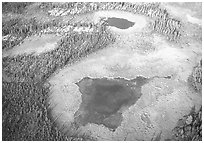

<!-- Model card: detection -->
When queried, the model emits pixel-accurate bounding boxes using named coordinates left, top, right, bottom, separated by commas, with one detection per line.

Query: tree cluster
left=40, top=2, right=182, bottom=42
left=2, top=21, right=115, bottom=141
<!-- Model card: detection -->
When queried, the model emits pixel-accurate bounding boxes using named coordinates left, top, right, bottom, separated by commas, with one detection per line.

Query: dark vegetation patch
left=74, top=76, right=149, bottom=131
left=2, top=17, right=61, bottom=50
left=39, top=2, right=77, bottom=10
left=170, top=60, right=202, bottom=141
left=2, top=81, right=94, bottom=141
left=2, top=23, right=115, bottom=82
left=169, top=106, right=202, bottom=141
left=2, top=15, right=115, bottom=140
left=188, top=60, right=202, bottom=93
left=39, top=2, right=182, bottom=42
left=2, top=82, right=59, bottom=140
left=2, top=2, right=33, bottom=14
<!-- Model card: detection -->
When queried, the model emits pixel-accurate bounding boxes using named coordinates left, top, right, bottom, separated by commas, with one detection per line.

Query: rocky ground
left=2, top=2, right=202, bottom=141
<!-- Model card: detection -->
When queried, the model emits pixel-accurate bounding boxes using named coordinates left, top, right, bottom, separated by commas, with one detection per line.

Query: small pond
left=107, top=17, right=135, bottom=29
left=74, top=76, right=150, bottom=131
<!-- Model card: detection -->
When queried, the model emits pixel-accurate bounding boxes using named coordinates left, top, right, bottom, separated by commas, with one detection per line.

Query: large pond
left=74, top=76, right=150, bottom=131
left=107, top=17, right=135, bottom=29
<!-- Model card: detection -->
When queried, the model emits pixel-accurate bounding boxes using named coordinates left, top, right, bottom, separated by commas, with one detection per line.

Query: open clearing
left=47, top=9, right=202, bottom=140
left=3, top=34, right=61, bottom=57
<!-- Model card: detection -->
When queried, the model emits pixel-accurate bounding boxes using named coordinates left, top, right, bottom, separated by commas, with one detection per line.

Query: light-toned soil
left=3, top=34, right=61, bottom=57
left=47, top=8, right=202, bottom=140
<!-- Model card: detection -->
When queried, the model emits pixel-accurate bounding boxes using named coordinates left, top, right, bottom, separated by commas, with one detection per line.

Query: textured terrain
left=2, top=2, right=202, bottom=141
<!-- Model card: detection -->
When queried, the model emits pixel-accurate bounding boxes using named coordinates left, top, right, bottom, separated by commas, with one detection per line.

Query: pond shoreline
left=107, top=17, right=135, bottom=29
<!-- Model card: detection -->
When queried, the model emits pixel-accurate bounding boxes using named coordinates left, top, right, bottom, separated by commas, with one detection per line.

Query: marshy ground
left=2, top=2, right=202, bottom=141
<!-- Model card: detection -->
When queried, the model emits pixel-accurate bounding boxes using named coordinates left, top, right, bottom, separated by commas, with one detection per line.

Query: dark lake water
left=107, top=17, right=135, bottom=29
left=74, top=76, right=150, bottom=131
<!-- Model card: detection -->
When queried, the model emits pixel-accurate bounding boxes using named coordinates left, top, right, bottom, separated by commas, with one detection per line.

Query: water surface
left=107, top=17, right=135, bottom=29
left=74, top=76, right=149, bottom=131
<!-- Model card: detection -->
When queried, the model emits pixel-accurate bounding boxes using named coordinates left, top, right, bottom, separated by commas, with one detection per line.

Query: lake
left=107, top=17, right=135, bottom=29
left=74, top=76, right=149, bottom=131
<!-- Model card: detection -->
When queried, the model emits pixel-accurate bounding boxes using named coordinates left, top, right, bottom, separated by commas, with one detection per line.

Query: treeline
left=40, top=2, right=77, bottom=10
left=3, top=22, right=115, bottom=83
left=2, top=17, right=60, bottom=50
left=40, top=2, right=182, bottom=42
left=2, top=81, right=93, bottom=141
left=2, top=22, right=115, bottom=140
left=188, top=60, right=202, bottom=93
left=3, top=2, right=182, bottom=50
left=171, top=106, right=202, bottom=141
left=2, top=2, right=33, bottom=14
